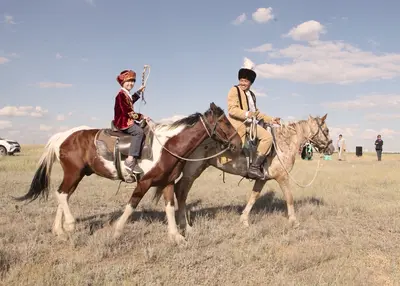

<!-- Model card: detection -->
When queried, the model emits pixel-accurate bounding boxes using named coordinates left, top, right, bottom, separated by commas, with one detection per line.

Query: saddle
left=95, top=120, right=154, bottom=161
left=94, top=121, right=154, bottom=182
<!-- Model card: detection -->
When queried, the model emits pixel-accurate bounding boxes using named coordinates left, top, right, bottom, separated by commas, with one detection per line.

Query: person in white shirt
left=337, top=134, right=346, bottom=160
left=226, top=65, right=280, bottom=179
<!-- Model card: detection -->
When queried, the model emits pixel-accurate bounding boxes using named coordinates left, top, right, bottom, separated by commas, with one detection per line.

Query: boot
left=124, top=158, right=143, bottom=174
left=247, top=153, right=267, bottom=179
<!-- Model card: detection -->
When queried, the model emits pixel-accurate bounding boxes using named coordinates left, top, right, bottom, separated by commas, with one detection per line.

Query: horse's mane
left=273, top=119, right=308, bottom=143
left=154, top=105, right=224, bottom=131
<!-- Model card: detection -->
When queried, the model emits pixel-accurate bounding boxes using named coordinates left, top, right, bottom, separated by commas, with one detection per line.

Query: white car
left=0, top=137, right=21, bottom=156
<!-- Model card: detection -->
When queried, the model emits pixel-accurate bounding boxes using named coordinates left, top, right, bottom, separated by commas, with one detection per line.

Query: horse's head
left=202, top=102, right=242, bottom=155
left=307, top=114, right=334, bottom=155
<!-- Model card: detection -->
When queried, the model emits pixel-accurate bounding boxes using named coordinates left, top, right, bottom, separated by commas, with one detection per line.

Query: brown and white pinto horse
left=152, top=114, right=335, bottom=235
left=14, top=103, right=242, bottom=243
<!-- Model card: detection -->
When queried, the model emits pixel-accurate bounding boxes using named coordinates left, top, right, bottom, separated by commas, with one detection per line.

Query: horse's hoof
left=63, top=222, right=76, bottom=233
left=52, top=226, right=65, bottom=237
left=289, top=217, right=300, bottom=228
left=240, top=215, right=250, bottom=227
left=170, top=233, right=187, bottom=245
left=113, top=230, right=123, bottom=239
left=183, top=224, right=193, bottom=234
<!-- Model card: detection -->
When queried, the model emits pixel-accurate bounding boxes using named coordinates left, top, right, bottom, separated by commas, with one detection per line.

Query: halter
left=199, top=112, right=238, bottom=149
left=263, top=117, right=332, bottom=188
left=146, top=111, right=238, bottom=162
left=306, top=118, right=332, bottom=153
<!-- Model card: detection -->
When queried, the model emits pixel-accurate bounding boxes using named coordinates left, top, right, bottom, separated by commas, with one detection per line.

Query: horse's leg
left=240, top=179, right=267, bottom=227
left=52, top=202, right=64, bottom=236
left=113, top=179, right=152, bottom=238
left=175, top=177, right=194, bottom=233
left=163, top=183, right=186, bottom=244
left=175, top=162, right=208, bottom=233
left=277, top=176, right=299, bottom=228
left=54, top=168, right=84, bottom=233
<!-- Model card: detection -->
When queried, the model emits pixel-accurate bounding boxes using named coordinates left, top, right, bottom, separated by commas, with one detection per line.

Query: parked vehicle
left=0, top=137, right=21, bottom=156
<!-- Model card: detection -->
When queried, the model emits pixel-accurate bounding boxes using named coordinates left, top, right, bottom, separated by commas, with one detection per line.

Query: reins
left=263, top=119, right=322, bottom=188
left=144, top=116, right=246, bottom=162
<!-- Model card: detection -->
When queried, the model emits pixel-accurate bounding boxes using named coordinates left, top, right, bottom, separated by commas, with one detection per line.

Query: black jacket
left=375, top=139, right=383, bottom=150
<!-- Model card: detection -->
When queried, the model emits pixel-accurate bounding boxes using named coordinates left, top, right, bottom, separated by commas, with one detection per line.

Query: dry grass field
left=1, top=146, right=399, bottom=285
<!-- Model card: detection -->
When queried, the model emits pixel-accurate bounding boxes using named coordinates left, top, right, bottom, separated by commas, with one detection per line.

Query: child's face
left=122, top=79, right=135, bottom=91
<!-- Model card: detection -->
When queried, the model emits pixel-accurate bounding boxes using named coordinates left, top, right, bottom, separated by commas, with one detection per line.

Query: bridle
left=199, top=111, right=238, bottom=151
left=145, top=110, right=239, bottom=162
left=307, top=118, right=332, bottom=153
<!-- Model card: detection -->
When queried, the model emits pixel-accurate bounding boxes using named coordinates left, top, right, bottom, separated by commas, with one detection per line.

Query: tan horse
left=153, top=114, right=334, bottom=234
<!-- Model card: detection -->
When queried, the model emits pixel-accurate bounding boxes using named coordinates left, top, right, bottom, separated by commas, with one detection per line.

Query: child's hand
left=137, top=85, right=146, bottom=93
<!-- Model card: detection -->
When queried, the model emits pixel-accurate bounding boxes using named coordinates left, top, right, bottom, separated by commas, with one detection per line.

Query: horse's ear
left=321, top=113, right=327, bottom=122
left=210, top=102, right=217, bottom=110
left=308, top=114, right=313, bottom=120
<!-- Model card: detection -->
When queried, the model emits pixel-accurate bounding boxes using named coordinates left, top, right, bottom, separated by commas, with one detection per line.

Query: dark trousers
left=376, top=149, right=382, bottom=161
left=122, top=124, right=144, bottom=157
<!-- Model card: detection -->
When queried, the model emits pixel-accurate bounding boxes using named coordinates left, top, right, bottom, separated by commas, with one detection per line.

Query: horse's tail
left=13, top=125, right=93, bottom=203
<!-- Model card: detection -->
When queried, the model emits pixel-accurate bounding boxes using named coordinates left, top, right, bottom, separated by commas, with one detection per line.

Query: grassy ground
left=0, top=146, right=399, bottom=286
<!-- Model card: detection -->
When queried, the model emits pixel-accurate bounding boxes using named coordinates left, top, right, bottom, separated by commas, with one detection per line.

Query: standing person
left=375, top=134, right=383, bottom=161
left=226, top=64, right=280, bottom=179
left=337, top=134, right=346, bottom=160
left=113, top=69, right=147, bottom=174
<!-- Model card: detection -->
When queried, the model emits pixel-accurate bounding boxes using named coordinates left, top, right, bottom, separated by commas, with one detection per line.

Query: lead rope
left=268, top=124, right=322, bottom=188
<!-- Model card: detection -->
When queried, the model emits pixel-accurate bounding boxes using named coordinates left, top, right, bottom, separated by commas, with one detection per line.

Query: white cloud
left=322, top=94, right=400, bottom=109
left=284, top=20, right=326, bottom=42
left=232, top=13, right=246, bottom=25
left=56, top=53, right=63, bottom=59
left=0, top=106, right=48, bottom=117
left=0, top=120, right=12, bottom=129
left=252, top=88, right=267, bottom=97
left=249, top=38, right=400, bottom=84
left=365, top=113, right=400, bottom=121
left=7, top=130, right=20, bottom=135
left=4, top=15, right=16, bottom=25
left=56, top=114, right=66, bottom=121
left=0, top=57, right=9, bottom=64
left=36, top=82, right=73, bottom=88
left=291, top=93, right=301, bottom=97
left=361, top=128, right=397, bottom=139
left=90, top=116, right=99, bottom=121
left=158, top=115, right=186, bottom=124
left=39, top=124, right=53, bottom=131
left=31, top=106, right=48, bottom=117
left=9, top=52, right=19, bottom=58
left=330, top=126, right=358, bottom=138
left=245, top=43, right=273, bottom=52
left=59, top=126, right=70, bottom=132
left=252, top=8, right=274, bottom=23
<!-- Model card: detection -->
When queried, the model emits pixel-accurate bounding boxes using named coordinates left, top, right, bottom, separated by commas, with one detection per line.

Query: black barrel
left=356, top=146, right=363, bottom=157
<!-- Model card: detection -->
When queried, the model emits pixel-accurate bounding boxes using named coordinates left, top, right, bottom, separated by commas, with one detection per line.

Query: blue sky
left=1, top=0, right=400, bottom=151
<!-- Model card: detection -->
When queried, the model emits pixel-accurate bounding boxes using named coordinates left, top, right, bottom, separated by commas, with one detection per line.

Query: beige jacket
left=227, top=85, right=273, bottom=139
